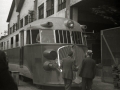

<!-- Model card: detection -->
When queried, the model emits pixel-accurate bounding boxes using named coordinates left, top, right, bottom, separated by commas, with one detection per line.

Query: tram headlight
left=64, top=20, right=74, bottom=28
left=43, top=49, right=57, bottom=60
left=43, top=61, right=53, bottom=71
left=80, top=25, right=87, bottom=30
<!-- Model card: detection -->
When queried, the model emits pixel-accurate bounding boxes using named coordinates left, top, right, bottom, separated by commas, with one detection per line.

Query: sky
left=0, top=0, right=13, bottom=37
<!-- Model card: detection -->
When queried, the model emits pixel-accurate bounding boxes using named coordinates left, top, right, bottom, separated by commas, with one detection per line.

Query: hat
left=86, top=50, right=93, bottom=55
left=68, top=51, right=73, bottom=56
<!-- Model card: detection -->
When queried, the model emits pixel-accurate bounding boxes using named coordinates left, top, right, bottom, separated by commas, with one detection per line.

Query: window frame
left=55, top=30, right=72, bottom=44
left=58, top=0, right=66, bottom=11
left=20, top=19, right=23, bottom=28
left=46, top=0, right=54, bottom=17
left=25, top=15, right=29, bottom=25
left=38, top=3, right=44, bottom=19
left=40, top=29, right=55, bottom=44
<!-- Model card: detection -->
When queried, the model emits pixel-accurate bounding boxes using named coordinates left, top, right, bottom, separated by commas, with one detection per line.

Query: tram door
left=20, top=30, right=24, bottom=68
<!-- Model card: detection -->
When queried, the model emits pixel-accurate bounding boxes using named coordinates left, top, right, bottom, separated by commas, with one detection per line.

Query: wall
left=9, top=7, right=19, bottom=27
left=70, top=0, right=82, bottom=6
left=20, top=0, right=34, bottom=23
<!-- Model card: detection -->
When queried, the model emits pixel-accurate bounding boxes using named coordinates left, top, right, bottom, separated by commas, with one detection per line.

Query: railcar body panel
left=0, top=17, right=87, bottom=86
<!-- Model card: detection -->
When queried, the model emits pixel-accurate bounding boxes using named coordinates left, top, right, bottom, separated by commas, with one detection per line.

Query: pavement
left=92, top=77, right=116, bottom=90
left=18, top=76, right=118, bottom=90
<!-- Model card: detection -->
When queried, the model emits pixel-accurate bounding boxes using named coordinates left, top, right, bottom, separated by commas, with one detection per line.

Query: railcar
left=0, top=17, right=88, bottom=86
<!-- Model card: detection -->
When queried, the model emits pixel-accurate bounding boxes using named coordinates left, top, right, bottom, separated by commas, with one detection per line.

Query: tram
left=0, top=17, right=87, bottom=86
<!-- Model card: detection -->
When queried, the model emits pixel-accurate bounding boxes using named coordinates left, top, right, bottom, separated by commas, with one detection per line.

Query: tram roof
left=0, top=17, right=83, bottom=41
left=25, top=17, right=83, bottom=31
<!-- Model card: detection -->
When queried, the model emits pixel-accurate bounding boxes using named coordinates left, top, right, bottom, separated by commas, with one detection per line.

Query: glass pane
left=63, top=31, right=67, bottom=43
left=41, top=30, right=55, bottom=43
left=72, top=31, right=82, bottom=44
left=67, top=31, right=71, bottom=43
left=26, top=30, right=31, bottom=44
left=55, top=30, right=59, bottom=43
left=59, top=30, right=63, bottom=43
left=31, top=30, right=39, bottom=44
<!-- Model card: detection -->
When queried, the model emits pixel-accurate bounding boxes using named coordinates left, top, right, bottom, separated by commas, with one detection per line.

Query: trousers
left=63, top=78, right=72, bottom=90
left=82, top=77, right=93, bottom=90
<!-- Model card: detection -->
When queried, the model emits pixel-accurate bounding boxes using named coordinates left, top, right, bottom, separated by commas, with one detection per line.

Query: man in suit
left=0, top=50, right=18, bottom=90
left=61, top=51, right=77, bottom=90
left=79, top=50, right=96, bottom=90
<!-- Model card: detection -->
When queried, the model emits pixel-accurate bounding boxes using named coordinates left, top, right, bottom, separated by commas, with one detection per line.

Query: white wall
left=70, top=0, right=82, bottom=6
left=20, top=0, right=34, bottom=23
left=9, top=7, right=19, bottom=27
left=9, top=0, right=82, bottom=27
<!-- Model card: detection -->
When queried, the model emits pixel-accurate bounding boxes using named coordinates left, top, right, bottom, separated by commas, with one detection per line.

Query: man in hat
left=61, top=51, right=77, bottom=90
left=79, top=50, right=96, bottom=90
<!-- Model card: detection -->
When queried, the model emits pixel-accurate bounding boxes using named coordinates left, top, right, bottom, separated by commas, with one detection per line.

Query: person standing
left=79, top=50, right=96, bottom=90
left=61, top=51, right=77, bottom=90
left=0, top=50, right=18, bottom=90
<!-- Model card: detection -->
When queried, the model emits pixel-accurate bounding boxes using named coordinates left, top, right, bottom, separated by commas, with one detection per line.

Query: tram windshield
left=41, top=30, right=55, bottom=43
left=55, top=30, right=82, bottom=44
left=55, top=30, right=71, bottom=43
left=71, top=31, right=82, bottom=44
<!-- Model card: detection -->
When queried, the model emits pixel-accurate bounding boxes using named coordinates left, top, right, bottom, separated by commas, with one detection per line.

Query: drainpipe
left=34, top=0, right=38, bottom=20
left=65, top=0, right=71, bottom=19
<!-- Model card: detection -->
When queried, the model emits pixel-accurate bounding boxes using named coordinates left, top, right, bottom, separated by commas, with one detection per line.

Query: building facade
left=7, top=0, right=82, bottom=35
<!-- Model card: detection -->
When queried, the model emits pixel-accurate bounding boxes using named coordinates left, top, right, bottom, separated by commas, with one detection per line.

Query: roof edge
left=16, top=0, right=25, bottom=12
left=6, top=0, right=15, bottom=22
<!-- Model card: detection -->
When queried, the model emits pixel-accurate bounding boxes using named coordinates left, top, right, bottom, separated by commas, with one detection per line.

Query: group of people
left=60, top=50, right=96, bottom=90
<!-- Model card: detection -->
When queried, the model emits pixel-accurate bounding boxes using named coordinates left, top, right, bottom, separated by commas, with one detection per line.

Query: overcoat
left=61, top=56, right=75, bottom=80
left=79, top=57, right=96, bottom=79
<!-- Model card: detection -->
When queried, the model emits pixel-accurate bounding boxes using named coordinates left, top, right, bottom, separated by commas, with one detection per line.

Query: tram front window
left=41, top=30, right=55, bottom=43
left=55, top=30, right=71, bottom=43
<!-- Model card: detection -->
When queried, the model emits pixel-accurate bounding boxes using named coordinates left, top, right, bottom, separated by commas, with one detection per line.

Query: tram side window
left=0, top=42, right=3, bottom=50
left=72, top=31, right=82, bottom=44
left=82, top=33, right=87, bottom=45
left=4, top=42, right=6, bottom=50
left=26, top=30, right=31, bottom=44
left=41, top=30, right=54, bottom=43
left=16, top=34, right=19, bottom=47
left=55, top=30, right=71, bottom=43
left=7, top=41, right=9, bottom=49
left=11, top=37, right=13, bottom=48
left=32, top=30, right=39, bottom=44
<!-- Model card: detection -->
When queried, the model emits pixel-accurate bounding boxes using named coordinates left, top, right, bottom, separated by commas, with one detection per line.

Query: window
left=16, top=23, right=18, bottom=30
left=26, top=30, right=31, bottom=44
left=38, top=3, right=44, bottom=19
left=16, top=34, right=19, bottom=47
left=46, top=0, right=54, bottom=17
left=72, top=31, right=82, bottom=44
left=20, top=19, right=23, bottom=28
left=7, top=41, right=9, bottom=49
left=4, top=42, right=6, bottom=50
left=55, top=30, right=71, bottom=43
left=0, top=42, right=3, bottom=50
left=17, top=15, right=20, bottom=29
left=25, top=15, right=29, bottom=25
left=58, top=0, right=66, bottom=11
left=82, top=33, right=87, bottom=45
left=31, top=30, right=39, bottom=44
left=41, top=30, right=54, bottom=43
left=11, top=37, right=13, bottom=48
left=13, top=23, right=17, bottom=32
left=10, top=27, right=12, bottom=34
left=29, top=11, right=34, bottom=23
